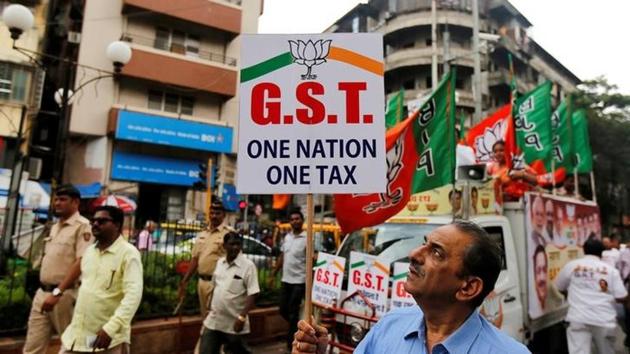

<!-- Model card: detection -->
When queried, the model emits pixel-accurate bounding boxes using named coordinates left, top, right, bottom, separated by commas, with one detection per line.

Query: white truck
left=322, top=180, right=600, bottom=353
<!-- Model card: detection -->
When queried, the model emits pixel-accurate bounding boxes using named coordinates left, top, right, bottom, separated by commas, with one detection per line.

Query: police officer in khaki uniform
left=23, top=185, right=93, bottom=354
left=179, top=199, right=232, bottom=315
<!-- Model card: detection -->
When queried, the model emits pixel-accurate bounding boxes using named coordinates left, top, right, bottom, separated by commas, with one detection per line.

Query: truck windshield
left=338, top=223, right=439, bottom=267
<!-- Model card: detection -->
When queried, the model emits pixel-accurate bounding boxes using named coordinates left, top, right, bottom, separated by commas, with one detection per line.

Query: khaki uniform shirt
left=192, top=224, right=231, bottom=276
left=61, top=236, right=143, bottom=351
left=203, top=253, right=260, bottom=334
left=40, top=212, right=93, bottom=285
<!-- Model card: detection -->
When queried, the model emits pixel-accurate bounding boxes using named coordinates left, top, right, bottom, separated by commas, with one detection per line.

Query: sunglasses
left=92, top=217, right=113, bottom=225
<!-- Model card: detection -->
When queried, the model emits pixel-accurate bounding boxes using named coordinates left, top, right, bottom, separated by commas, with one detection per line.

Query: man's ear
left=456, top=277, right=483, bottom=303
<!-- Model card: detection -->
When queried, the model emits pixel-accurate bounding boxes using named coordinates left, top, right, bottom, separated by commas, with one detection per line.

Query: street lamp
left=0, top=4, right=132, bottom=271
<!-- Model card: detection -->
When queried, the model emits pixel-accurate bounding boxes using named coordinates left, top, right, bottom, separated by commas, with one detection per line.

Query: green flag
left=572, top=109, right=593, bottom=173
left=411, top=70, right=457, bottom=192
left=550, top=98, right=574, bottom=170
left=385, top=89, right=405, bottom=130
left=513, top=81, right=552, bottom=165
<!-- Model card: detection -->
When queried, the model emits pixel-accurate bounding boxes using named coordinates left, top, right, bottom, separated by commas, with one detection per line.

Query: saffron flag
left=513, top=81, right=553, bottom=166
left=572, top=109, right=593, bottom=173
left=385, top=89, right=405, bottom=130
left=465, top=103, right=516, bottom=167
left=272, top=194, right=291, bottom=209
left=334, top=71, right=456, bottom=233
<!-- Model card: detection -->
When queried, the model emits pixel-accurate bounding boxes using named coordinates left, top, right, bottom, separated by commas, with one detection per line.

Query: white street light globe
left=54, top=88, right=74, bottom=107
left=2, top=4, right=34, bottom=40
left=106, top=41, right=132, bottom=73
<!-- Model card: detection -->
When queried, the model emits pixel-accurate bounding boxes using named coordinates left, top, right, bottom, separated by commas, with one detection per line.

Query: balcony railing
left=122, top=33, right=237, bottom=67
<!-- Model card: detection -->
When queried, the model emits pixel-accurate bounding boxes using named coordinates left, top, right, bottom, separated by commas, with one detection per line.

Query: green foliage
left=0, top=260, right=32, bottom=332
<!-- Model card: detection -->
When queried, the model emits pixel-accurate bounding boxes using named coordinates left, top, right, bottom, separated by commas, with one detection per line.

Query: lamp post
left=0, top=4, right=132, bottom=271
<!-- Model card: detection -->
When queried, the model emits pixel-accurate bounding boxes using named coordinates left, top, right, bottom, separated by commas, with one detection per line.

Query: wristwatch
left=52, top=287, right=63, bottom=297
left=237, top=314, right=246, bottom=322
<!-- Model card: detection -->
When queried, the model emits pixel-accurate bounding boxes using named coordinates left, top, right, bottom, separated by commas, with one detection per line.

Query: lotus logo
left=474, top=120, right=505, bottom=162
left=289, top=39, right=332, bottom=80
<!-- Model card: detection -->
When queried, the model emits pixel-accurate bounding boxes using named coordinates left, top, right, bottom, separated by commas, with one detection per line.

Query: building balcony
left=385, top=46, right=474, bottom=72
left=392, top=88, right=474, bottom=109
left=122, top=0, right=242, bottom=34
left=120, top=34, right=238, bottom=97
left=383, top=10, right=475, bottom=37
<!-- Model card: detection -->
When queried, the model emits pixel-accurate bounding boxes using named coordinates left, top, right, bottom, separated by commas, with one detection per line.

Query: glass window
left=170, top=30, right=186, bottom=54
left=148, top=90, right=163, bottom=110
left=180, top=96, right=194, bottom=115
left=483, top=226, right=507, bottom=270
left=11, top=68, right=28, bottom=101
left=164, top=93, right=179, bottom=113
left=154, top=27, right=170, bottom=51
left=185, top=35, right=200, bottom=58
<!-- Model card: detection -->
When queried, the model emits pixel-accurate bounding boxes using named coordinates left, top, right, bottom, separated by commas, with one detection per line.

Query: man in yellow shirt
left=24, top=185, right=93, bottom=354
left=60, top=206, right=143, bottom=353
left=178, top=200, right=232, bottom=315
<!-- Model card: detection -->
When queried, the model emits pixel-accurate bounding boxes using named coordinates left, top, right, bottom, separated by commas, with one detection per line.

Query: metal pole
left=431, top=0, right=438, bottom=89
left=589, top=172, right=596, bottom=203
left=243, top=194, right=249, bottom=231
left=443, top=24, right=451, bottom=75
left=305, top=194, right=314, bottom=324
left=0, top=105, right=28, bottom=274
left=472, top=0, right=482, bottom=124
left=205, top=158, right=213, bottom=222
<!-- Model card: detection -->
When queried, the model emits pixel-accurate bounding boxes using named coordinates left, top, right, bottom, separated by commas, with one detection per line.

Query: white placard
left=311, top=252, right=346, bottom=306
left=237, top=34, right=386, bottom=194
left=389, top=262, right=416, bottom=310
left=346, top=251, right=390, bottom=317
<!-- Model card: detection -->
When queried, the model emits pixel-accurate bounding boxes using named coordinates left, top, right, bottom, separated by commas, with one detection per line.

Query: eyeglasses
left=92, top=217, right=113, bottom=225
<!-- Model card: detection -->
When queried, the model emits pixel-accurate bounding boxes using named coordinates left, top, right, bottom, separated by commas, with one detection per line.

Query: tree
left=573, top=77, right=630, bottom=235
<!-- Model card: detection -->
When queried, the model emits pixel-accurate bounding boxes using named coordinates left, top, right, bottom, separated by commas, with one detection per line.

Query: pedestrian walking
left=272, top=209, right=307, bottom=352
left=291, top=221, right=530, bottom=354
left=136, top=220, right=156, bottom=252
left=199, top=232, right=259, bottom=354
left=23, top=185, right=93, bottom=354
left=59, top=205, right=143, bottom=353
left=555, top=237, right=627, bottom=354
left=178, top=200, right=232, bottom=315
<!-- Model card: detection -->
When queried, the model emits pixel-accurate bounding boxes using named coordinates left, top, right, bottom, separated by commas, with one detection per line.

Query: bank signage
left=111, top=151, right=211, bottom=187
left=115, top=110, right=233, bottom=153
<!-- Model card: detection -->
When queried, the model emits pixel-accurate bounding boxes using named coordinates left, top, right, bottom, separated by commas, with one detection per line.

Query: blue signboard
left=111, top=151, right=215, bottom=187
left=222, top=184, right=239, bottom=211
left=115, top=110, right=233, bottom=153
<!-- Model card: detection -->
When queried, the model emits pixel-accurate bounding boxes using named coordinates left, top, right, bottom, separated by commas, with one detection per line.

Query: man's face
left=404, top=225, right=472, bottom=304
left=53, top=195, right=79, bottom=217
left=91, top=210, right=117, bottom=241
left=451, top=192, right=462, bottom=211
left=602, top=237, right=611, bottom=250
left=534, top=251, right=548, bottom=307
left=224, top=238, right=242, bottom=260
left=289, top=213, right=304, bottom=233
left=532, top=198, right=545, bottom=232
left=545, top=200, right=554, bottom=235
left=209, top=208, right=225, bottom=227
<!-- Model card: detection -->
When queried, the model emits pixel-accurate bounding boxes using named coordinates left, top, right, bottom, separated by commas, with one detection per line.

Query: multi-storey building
left=326, top=0, right=580, bottom=124
left=56, top=0, right=261, bottom=222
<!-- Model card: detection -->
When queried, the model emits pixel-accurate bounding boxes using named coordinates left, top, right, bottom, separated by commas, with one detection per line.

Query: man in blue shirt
left=291, top=220, right=530, bottom=354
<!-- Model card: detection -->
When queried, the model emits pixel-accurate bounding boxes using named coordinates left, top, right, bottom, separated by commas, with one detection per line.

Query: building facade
left=60, top=0, right=261, bottom=222
left=326, top=0, right=580, bottom=124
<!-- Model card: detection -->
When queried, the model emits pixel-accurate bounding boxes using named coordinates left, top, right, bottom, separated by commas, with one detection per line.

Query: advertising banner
left=525, top=193, right=601, bottom=319
left=346, top=251, right=390, bottom=316
left=312, top=252, right=346, bottom=307
left=389, top=262, right=416, bottom=310
left=237, top=34, right=386, bottom=194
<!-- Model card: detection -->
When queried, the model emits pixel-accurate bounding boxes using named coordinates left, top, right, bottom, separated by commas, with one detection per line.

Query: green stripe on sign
left=240, top=52, right=294, bottom=83
left=392, top=272, right=408, bottom=281
left=350, top=261, right=365, bottom=269
left=314, top=260, right=326, bottom=268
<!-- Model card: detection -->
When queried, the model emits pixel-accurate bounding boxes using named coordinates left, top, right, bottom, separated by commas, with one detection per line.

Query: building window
left=403, top=79, right=415, bottom=90
left=153, top=27, right=200, bottom=58
left=147, top=90, right=195, bottom=115
left=0, top=62, right=30, bottom=103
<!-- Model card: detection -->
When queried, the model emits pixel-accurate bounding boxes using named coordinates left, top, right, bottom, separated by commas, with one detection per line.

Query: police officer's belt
left=198, top=274, right=212, bottom=281
left=40, top=283, right=59, bottom=292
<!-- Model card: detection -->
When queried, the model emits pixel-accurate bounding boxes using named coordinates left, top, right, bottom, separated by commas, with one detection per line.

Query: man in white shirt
left=555, top=238, right=627, bottom=354
left=200, top=232, right=259, bottom=354
left=272, top=209, right=307, bottom=352
left=602, top=235, right=621, bottom=268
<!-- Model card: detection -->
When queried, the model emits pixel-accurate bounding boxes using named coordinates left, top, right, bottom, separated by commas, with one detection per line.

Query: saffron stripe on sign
left=240, top=52, right=294, bottom=83
left=350, top=260, right=366, bottom=269
left=314, top=260, right=327, bottom=268
left=373, top=261, right=389, bottom=274
left=328, top=47, right=384, bottom=76
left=332, top=260, right=345, bottom=273
left=392, top=272, right=408, bottom=281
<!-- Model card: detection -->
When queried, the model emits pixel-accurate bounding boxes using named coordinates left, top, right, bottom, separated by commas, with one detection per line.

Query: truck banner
left=347, top=251, right=390, bottom=317
left=312, top=252, right=346, bottom=306
left=524, top=193, right=601, bottom=319
left=389, top=262, right=416, bottom=309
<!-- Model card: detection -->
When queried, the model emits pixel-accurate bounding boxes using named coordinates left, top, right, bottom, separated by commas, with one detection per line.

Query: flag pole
left=551, top=158, right=556, bottom=196
left=590, top=172, right=597, bottom=203
left=305, top=193, right=315, bottom=324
